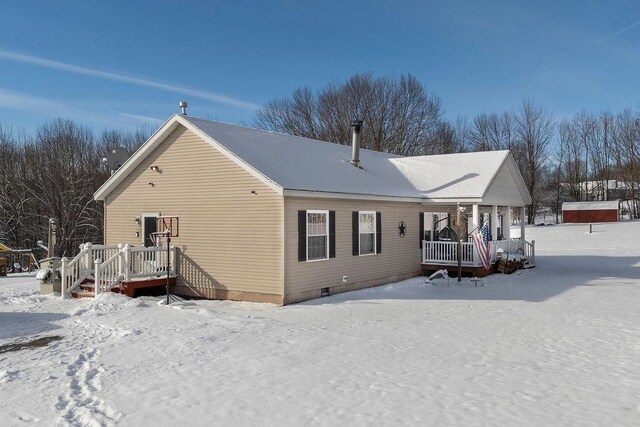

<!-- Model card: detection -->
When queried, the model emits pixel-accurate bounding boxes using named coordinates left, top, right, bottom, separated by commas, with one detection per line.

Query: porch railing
left=422, top=238, right=535, bottom=267
left=422, top=241, right=476, bottom=266
left=494, top=238, right=535, bottom=266
left=94, top=252, right=121, bottom=297
left=61, top=243, right=119, bottom=296
left=61, top=243, right=176, bottom=298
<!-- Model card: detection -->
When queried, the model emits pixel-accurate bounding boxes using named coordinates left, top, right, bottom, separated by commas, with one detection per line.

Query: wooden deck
left=117, top=277, right=177, bottom=297
left=71, top=276, right=177, bottom=298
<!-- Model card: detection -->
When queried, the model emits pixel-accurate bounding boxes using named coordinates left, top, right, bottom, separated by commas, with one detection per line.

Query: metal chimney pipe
left=350, top=120, right=363, bottom=168
left=179, top=101, right=188, bottom=116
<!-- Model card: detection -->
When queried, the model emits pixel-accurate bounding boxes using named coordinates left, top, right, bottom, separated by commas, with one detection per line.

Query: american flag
left=481, top=222, right=491, bottom=243
left=472, top=223, right=491, bottom=269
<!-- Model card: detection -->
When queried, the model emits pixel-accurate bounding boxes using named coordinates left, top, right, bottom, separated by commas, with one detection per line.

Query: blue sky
left=1, top=1, right=639, bottom=132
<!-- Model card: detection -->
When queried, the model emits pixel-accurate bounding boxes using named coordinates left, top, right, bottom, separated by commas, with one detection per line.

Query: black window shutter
left=352, top=211, right=359, bottom=256
left=329, top=211, right=336, bottom=258
left=298, top=210, right=306, bottom=262
left=419, top=212, right=424, bottom=248
left=376, top=212, right=382, bottom=254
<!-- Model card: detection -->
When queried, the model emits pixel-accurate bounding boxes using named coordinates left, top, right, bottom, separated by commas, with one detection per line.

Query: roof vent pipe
left=350, top=120, right=363, bottom=168
left=179, top=101, right=188, bottom=116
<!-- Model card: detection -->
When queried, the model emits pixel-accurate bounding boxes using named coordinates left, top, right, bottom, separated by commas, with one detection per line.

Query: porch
left=421, top=238, right=535, bottom=276
left=61, top=243, right=177, bottom=298
left=420, top=203, right=535, bottom=275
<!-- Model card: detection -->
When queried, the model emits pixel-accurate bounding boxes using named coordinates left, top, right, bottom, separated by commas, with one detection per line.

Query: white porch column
left=471, top=204, right=479, bottom=233
left=491, top=205, right=498, bottom=242
left=520, top=206, right=526, bottom=240
left=504, top=207, right=511, bottom=240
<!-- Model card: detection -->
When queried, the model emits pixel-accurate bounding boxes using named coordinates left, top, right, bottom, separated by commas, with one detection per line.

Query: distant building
left=562, top=201, right=619, bottom=223
left=574, top=180, right=637, bottom=202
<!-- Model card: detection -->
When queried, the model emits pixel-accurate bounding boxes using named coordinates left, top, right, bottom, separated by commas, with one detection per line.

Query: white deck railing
left=494, top=238, right=535, bottom=266
left=61, top=243, right=176, bottom=298
left=422, top=241, right=476, bottom=266
left=94, top=252, right=121, bottom=297
left=422, top=238, right=535, bottom=267
left=61, top=243, right=119, bottom=296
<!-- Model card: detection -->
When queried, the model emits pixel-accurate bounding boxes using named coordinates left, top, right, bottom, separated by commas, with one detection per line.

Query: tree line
left=0, top=120, right=148, bottom=257
left=255, top=73, right=640, bottom=222
left=2, top=72, right=639, bottom=256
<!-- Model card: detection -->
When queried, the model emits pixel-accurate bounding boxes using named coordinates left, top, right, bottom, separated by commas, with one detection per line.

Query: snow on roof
left=390, top=151, right=510, bottom=199
left=184, top=117, right=517, bottom=202
left=562, top=201, right=620, bottom=211
left=184, top=117, right=412, bottom=198
left=94, top=114, right=530, bottom=204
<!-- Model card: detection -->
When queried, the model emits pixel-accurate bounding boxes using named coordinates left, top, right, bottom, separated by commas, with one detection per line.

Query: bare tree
left=254, top=73, right=447, bottom=156
left=612, top=109, right=640, bottom=218
left=513, top=100, right=555, bottom=223
left=0, top=119, right=150, bottom=256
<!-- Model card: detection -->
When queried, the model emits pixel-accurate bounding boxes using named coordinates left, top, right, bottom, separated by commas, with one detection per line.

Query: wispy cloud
left=0, top=87, right=159, bottom=128
left=117, top=112, right=164, bottom=125
left=517, top=19, right=640, bottom=84
left=0, top=49, right=260, bottom=111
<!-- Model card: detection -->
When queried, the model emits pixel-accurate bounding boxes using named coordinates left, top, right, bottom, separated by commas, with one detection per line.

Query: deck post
left=117, top=244, right=124, bottom=281
left=457, top=202, right=462, bottom=282
left=123, top=244, right=131, bottom=282
left=94, top=258, right=101, bottom=297
left=520, top=206, right=526, bottom=240
left=531, top=240, right=535, bottom=264
left=170, top=246, right=176, bottom=275
left=61, top=257, right=68, bottom=298
left=84, top=242, right=92, bottom=273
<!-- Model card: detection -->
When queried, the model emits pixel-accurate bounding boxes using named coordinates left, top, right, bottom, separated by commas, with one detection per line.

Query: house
left=84, top=114, right=532, bottom=304
left=562, top=201, right=619, bottom=223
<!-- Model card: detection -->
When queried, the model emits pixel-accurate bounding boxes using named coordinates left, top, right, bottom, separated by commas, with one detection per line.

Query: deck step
left=80, top=276, right=95, bottom=285
left=71, top=290, right=96, bottom=299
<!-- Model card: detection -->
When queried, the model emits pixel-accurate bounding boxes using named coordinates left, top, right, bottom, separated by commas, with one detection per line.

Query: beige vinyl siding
left=104, top=125, right=284, bottom=301
left=484, top=159, right=530, bottom=206
left=284, top=197, right=423, bottom=303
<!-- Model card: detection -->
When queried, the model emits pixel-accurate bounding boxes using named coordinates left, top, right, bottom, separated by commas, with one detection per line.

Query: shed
left=562, top=201, right=619, bottom=223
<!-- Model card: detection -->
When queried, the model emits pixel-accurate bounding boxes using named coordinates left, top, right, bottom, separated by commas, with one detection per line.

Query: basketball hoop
left=156, top=216, right=179, bottom=238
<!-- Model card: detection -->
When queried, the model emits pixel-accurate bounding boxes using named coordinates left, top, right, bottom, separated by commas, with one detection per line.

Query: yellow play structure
left=0, top=242, right=11, bottom=276
left=0, top=242, right=39, bottom=276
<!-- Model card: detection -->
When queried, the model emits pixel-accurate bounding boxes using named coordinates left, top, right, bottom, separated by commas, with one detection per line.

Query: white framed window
left=359, top=211, right=376, bottom=255
left=307, top=210, right=329, bottom=261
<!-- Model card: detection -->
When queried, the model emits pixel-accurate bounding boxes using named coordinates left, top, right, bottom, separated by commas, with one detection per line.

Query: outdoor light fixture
left=134, top=217, right=141, bottom=225
left=150, top=165, right=160, bottom=172
left=148, top=182, right=155, bottom=187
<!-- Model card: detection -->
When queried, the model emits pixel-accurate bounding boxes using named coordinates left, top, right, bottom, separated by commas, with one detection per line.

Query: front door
left=143, top=215, right=157, bottom=247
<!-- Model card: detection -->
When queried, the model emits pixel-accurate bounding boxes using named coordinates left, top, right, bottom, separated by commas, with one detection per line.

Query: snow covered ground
left=1, top=221, right=640, bottom=426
